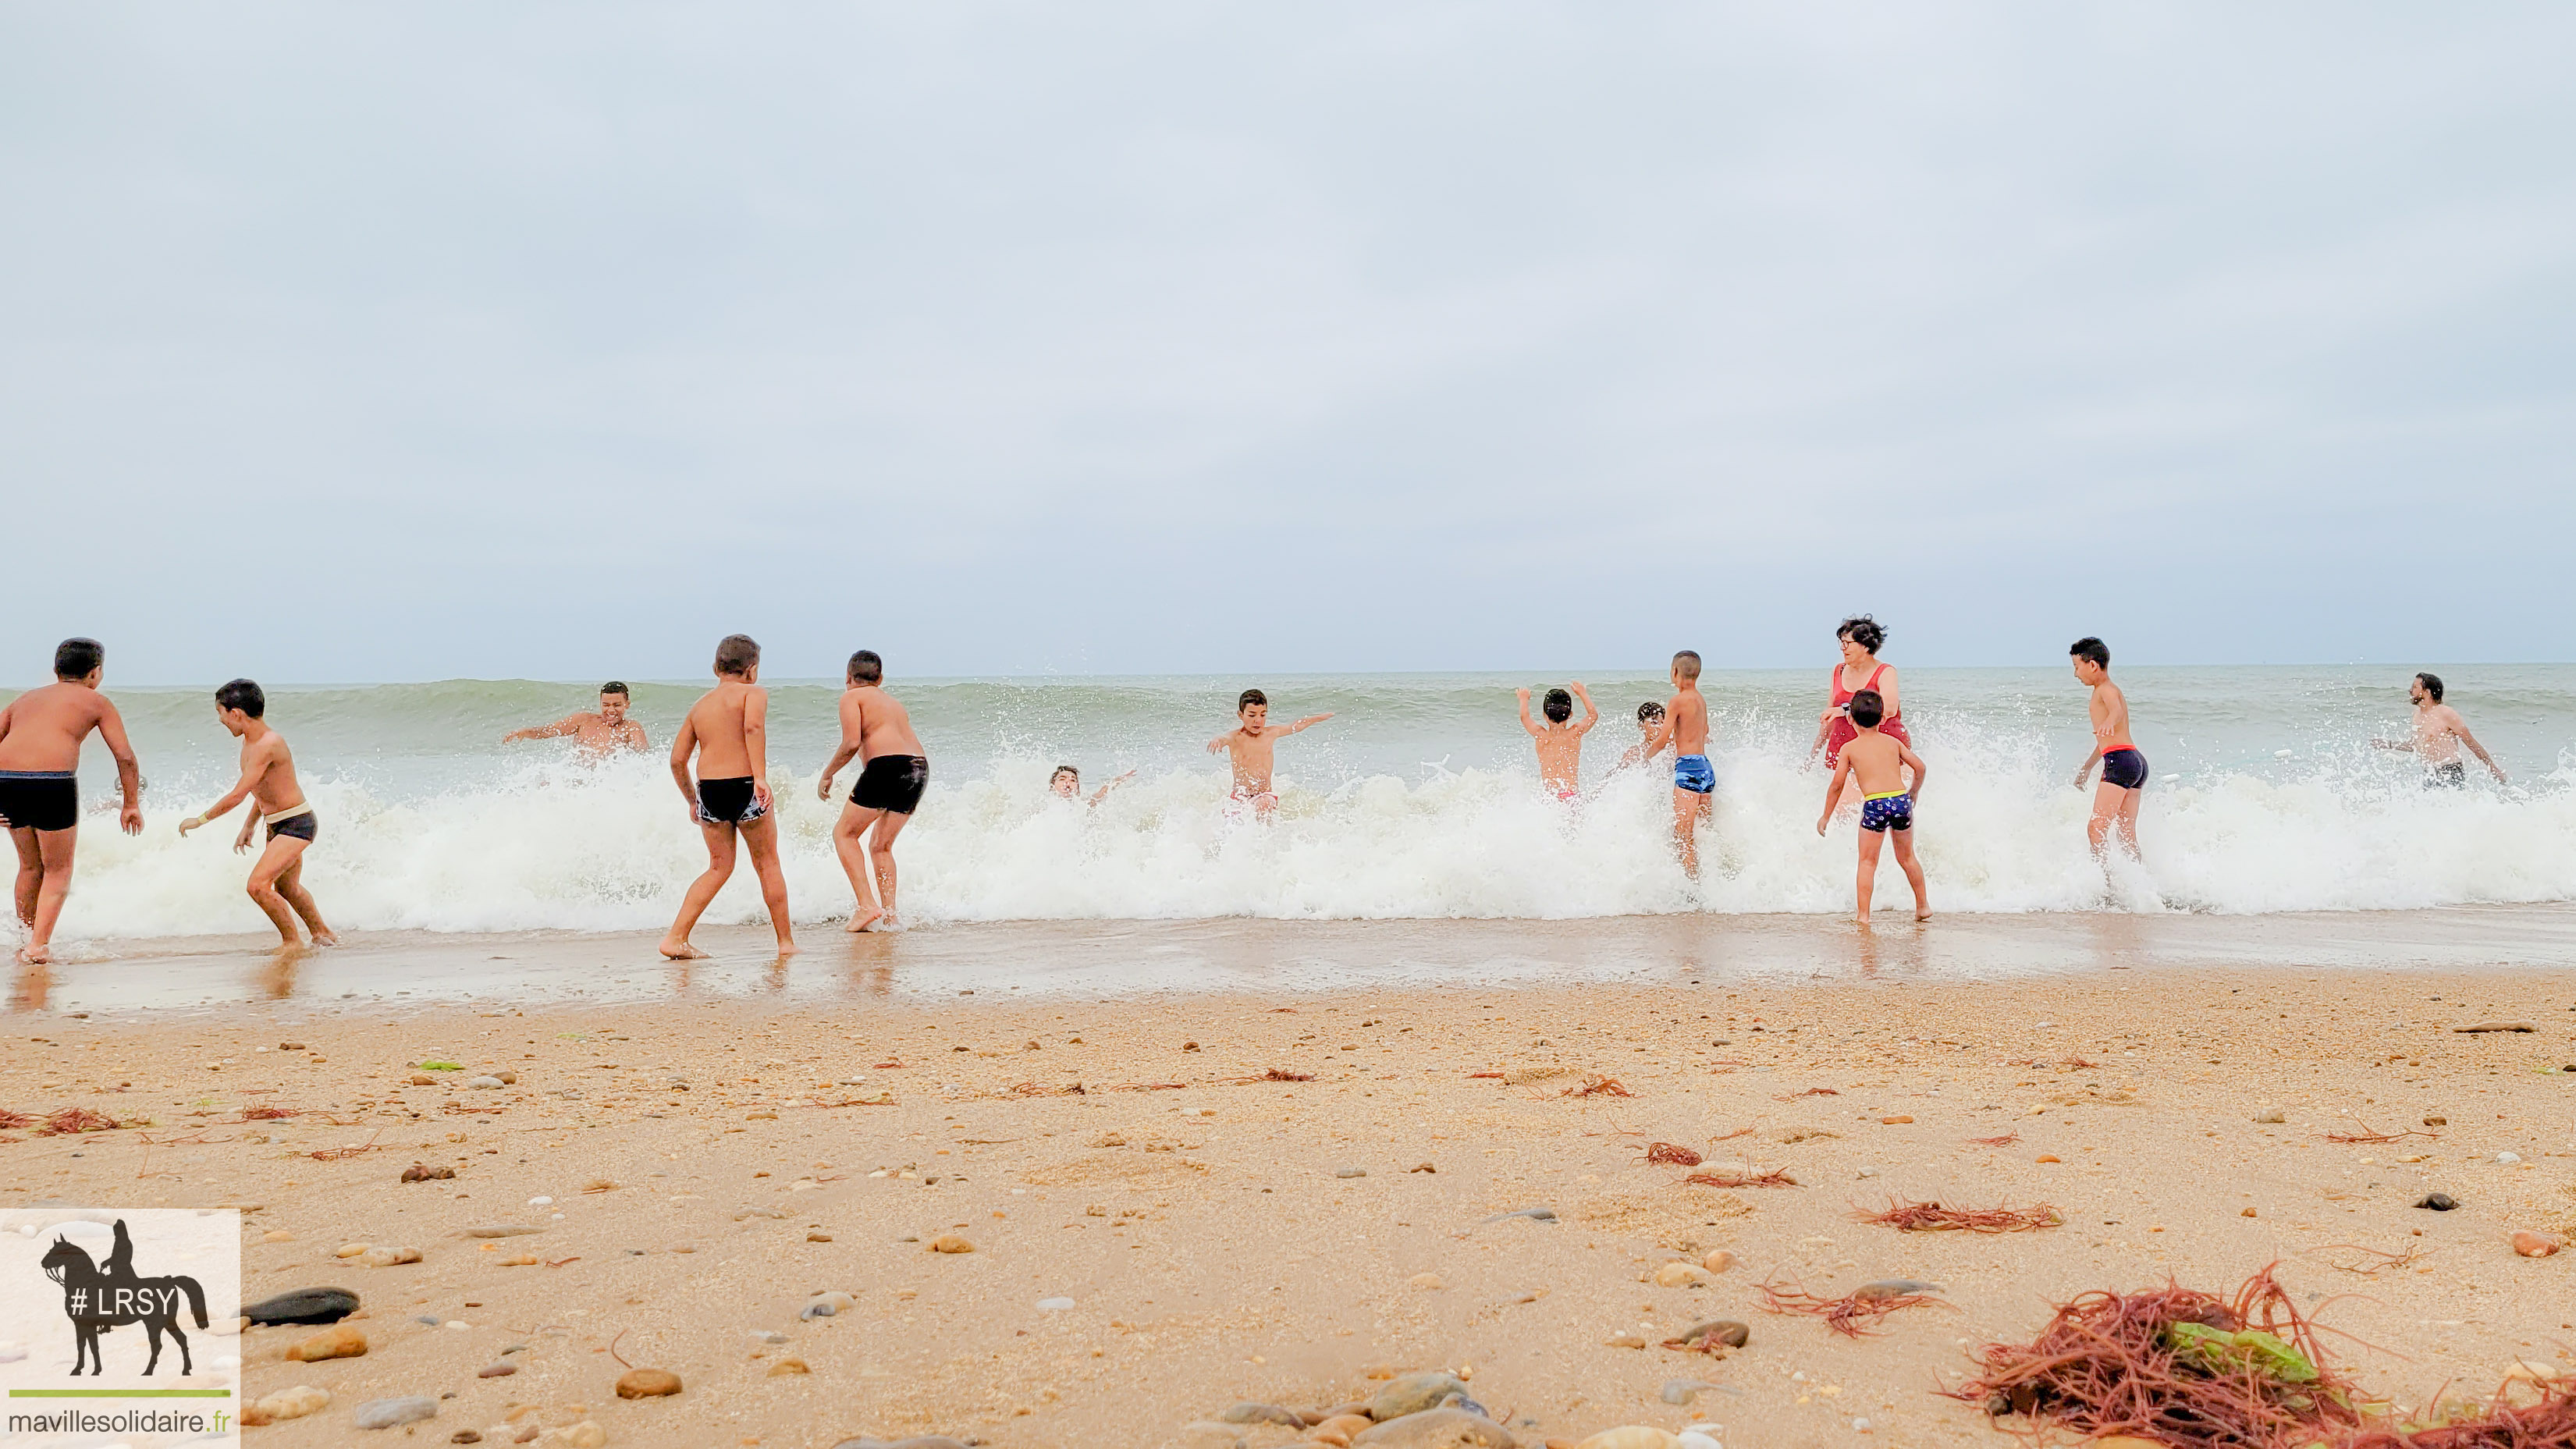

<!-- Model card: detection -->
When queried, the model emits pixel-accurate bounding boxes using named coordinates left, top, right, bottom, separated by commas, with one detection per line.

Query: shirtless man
left=2372, top=673, right=2506, bottom=787
left=1206, top=689, right=1332, bottom=818
left=1635, top=652, right=1714, bottom=877
left=0, top=639, right=144, bottom=964
left=503, top=682, right=648, bottom=755
left=1516, top=682, right=1599, bottom=798
left=658, top=635, right=796, bottom=960
left=2069, top=637, right=2145, bottom=865
left=815, top=650, right=927, bottom=932
left=178, top=679, right=336, bottom=948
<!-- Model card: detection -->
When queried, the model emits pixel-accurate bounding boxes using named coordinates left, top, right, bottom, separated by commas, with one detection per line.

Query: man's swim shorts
left=1673, top=754, right=1716, bottom=794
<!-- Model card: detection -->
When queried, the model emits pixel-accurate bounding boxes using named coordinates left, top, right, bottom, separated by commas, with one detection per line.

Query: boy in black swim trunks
left=659, top=635, right=797, bottom=961
left=816, top=650, right=927, bottom=932
left=0, top=638, right=146, bottom=964
left=2070, top=637, right=2147, bottom=866
left=178, top=679, right=337, bottom=949
left=1814, top=689, right=1929, bottom=924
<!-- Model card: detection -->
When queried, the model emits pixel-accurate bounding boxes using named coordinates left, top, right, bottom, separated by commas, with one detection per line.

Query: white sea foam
left=33, top=732, right=2576, bottom=943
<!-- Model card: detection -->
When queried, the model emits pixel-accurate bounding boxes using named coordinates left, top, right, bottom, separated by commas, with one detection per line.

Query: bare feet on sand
left=16, top=944, right=49, bottom=966
left=658, top=938, right=709, bottom=961
left=845, top=908, right=886, bottom=933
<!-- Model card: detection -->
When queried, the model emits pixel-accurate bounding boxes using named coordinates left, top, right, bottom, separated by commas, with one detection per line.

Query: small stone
left=2035, top=1154, right=2061, bottom=1163
left=247, top=1287, right=361, bottom=1325
left=410, top=1072, right=437, bottom=1085
left=615, top=1368, right=681, bottom=1398
left=1665, top=1319, right=1750, bottom=1351
left=1654, top=1262, right=1708, bottom=1288
left=478, top=1362, right=517, bottom=1377
left=254, top=1385, right=330, bottom=1421
left=2498, top=1152, right=2522, bottom=1164
left=1605, top=1331, right=1647, bottom=1349
left=2242, top=1206, right=2258, bottom=1217
left=550, top=1424, right=608, bottom=1449
left=354, top=1395, right=439, bottom=1429
left=466, top=1075, right=504, bottom=1089
left=262, top=1229, right=295, bottom=1242
left=1570, top=1429, right=1681, bottom=1449
left=928, top=1234, right=974, bottom=1254
left=2417, top=1192, right=2459, bottom=1211
left=808, top=1231, right=832, bottom=1241
left=403, top=1163, right=457, bottom=1182
left=767, top=1357, right=810, bottom=1376
left=1036, top=1297, right=1074, bottom=1311
left=286, top=1323, right=369, bottom=1362
left=336, top=1241, right=370, bottom=1257
left=361, top=1245, right=423, bottom=1266
left=1369, top=1371, right=1472, bottom=1421
left=496, top=1070, right=517, bottom=1083
left=2252, top=1107, right=2285, bottom=1124
left=808, top=1290, right=858, bottom=1315
left=1879, top=1115, right=1913, bottom=1124
left=452, top=1434, right=484, bottom=1446
left=1335, top=1167, right=1367, bottom=1179
left=1409, top=1162, right=1437, bottom=1174
left=2510, top=1231, right=2561, bottom=1257
left=1700, top=1249, right=1737, bottom=1273
left=1218, top=1403, right=1306, bottom=1427
left=2423, top=1115, right=2447, bottom=1126
left=1407, top=1273, right=1444, bottom=1291
left=466, top=1223, right=544, bottom=1238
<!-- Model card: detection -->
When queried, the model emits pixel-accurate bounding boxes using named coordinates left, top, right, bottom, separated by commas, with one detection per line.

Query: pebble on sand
left=1352, top=1407, right=1517, bottom=1446
left=403, top=1163, right=457, bottom=1182
left=1369, top=1371, right=1472, bottom=1422
left=354, top=1395, right=439, bottom=1429
left=2252, top=1107, right=2286, bottom=1124
left=766, top=1357, right=810, bottom=1376
left=284, top=1324, right=368, bottom=1362
left=1654, top=1263, right=1709, bottom=1288
left=477, top=1362, right=517, bottom=1377
left=614, top=1368, right=682, bottom=1398
left=928, top=1234, right=975, bottom=1253
left=261, top=1229, right=295, bottom=1243
left=467, top=1076, right=505, bottom=1089
left=1700, top=1249, right=1737, bottom=1273
left=1217, top=1402, right=1307, bottom=1426
left=2511, top=1231, right=2562, bottom=1257
left=1573, top=1429, right=1682, bottom=1449
left=1407, top=1273, right=1445, bottom=1291
left=362, top=1246, right=423, bottom=1266
left=244, top=1287, right=360, bottom=1326
left=543, top=1423, right=607, bottom=1448
left=253, top=1385, right=329, bottom=1421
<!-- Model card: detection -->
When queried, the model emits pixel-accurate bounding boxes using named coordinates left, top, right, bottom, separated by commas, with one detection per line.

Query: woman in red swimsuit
left=1809, top=615, right=1911, bottom=766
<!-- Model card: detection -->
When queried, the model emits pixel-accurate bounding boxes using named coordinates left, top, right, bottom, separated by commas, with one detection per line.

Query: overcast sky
left=4, top=5, right=2572, bottom=684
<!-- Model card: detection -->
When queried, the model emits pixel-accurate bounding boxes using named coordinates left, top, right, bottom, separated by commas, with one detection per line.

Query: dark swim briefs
left=1859, top=791, right=1914, bottom=833
left=2099, top=747, right=2149, bottom=791
left=0, top=770, right=77, bottom=833
left=851, top=755, right=929, bottom=814
left=265, top=807, right=318, bottom=843
left=695, top=776, right=769, bottom=826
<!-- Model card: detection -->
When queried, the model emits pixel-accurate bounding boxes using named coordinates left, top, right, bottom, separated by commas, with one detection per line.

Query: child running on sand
left=1207, top=689, right=1332, bottom=818
left=815, top=650, right=926, bottom=932
left=0, top=638, right=145, bottom=964
left=2069, top=636, right=2146, bottom=866
left=1815, top=688, right=1929, bottom=924
left=1516, top=681, right=1598, bottom=798
left=1636, top=652, right=1714, bottom=878
left=659, top=635, right=796, bottom=960
left=178, top=680, right=336, bottom=949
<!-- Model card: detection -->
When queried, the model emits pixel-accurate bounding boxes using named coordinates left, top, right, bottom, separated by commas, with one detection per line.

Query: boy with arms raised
left=1636, top=652, right=1714, bottom=877
left=2069, top=636, right=2146, bottom=865
left=1516, top=681, right=1599, bottom=798
left=178, top=679, right=336, bottom=948
left=1815, top=688, right=1930, bottom=924
left=816, top=650, right=927, bottom=932
left=503, top=682, right=648, bottom=755
left=0, top=638, right=144, bottom=964
left=659, top=634, right=796, bottom=961
left=1207, top=689, right=1332, bottom=817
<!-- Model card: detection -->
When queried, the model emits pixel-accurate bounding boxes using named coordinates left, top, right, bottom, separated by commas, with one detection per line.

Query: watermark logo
left=2, top=1207, right=240, bottom=1447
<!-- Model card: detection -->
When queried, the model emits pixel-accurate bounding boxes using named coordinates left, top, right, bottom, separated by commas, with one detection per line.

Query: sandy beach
left=5, top=923, right=2573, bottom=1447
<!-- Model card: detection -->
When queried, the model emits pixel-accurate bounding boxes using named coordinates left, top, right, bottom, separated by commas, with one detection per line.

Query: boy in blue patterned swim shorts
left=1815, top=688, right=1929, bottom=924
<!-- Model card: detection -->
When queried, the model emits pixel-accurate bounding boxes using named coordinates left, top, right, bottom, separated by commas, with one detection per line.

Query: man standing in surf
left=659, top=635, right=797, bottom=961
left=1636, top=651, right=1714, bottom=879
left=0, top=638, right=145, bottom=964
left=816, top=650, right=926, bottom=931
left=2069, top=637, right=2146, bottom=867
left=502, top=682, right=648, bottom=755
left=2372, top=673, right=2507, bottom=787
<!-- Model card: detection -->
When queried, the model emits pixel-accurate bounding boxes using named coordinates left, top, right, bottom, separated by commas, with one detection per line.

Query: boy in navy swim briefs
left=817, top=650, right=930, bottom=932
left=1815, top=688, right=1930, bottom=924
left=2070, top=636, right=2146, bottom=867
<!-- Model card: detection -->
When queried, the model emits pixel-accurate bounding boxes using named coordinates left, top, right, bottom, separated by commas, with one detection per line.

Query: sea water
left=16, top=665, right=2576, bottom=942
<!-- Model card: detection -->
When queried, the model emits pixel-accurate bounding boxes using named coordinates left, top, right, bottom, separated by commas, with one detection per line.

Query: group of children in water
left=0, top=620, right=2515, bottom=961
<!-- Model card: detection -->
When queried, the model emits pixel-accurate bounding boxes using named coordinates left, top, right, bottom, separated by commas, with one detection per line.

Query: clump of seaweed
left=1645, top=1142, right=1703, bottom=1166
left=1858, top=1198, right=2063, bottom=1234
left=2321, top=1122, right=2439, bottom=1145
left=1948, top=1265, right=2368, bottom=1447
left=0, top=1109, right=35, bottom=1130
left=1757, top=1277, right=1949, bottom=1337
left=36, top=1106, right=138, bottom=1135
left=1686, top=1167, right=1799, bottom=1189
left=1563, top=1077, right=1634, bottom=1098
left=2347, top=1376, right=2576, bottom=1447
left=1966, top=1131, right=2023, bottom=1148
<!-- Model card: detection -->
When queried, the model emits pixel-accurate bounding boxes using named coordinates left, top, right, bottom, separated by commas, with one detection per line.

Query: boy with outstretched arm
left=1517, top=682, right=1599, bottom=798
left=1613, top=700, right=1668, bottom=772
left=815, top=650, right=927, bottom=932
left=177, top=679, right=336, bottom=948
left=2069, top=636, right=2146, bottom=865
left=1636, top=651, right=1714, bottom=877
left=659, top=634, right=797, bottom=960
left=0, top=638, right=145, bottom=964
left=1206, top=689, right=1331, bottom=818
left=1815, top=688, right=1930, bottom=924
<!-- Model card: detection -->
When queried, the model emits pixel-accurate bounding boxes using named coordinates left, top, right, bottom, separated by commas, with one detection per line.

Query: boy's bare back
left=0, top=683, right=123, bottom=772
left=682, top=681, right=763, bottom=777
left=1837, top=729, right=1914, bottom=797
left=844, top=685, right=923, bottom=761
left=1665, top=686, right=1709, bottom=756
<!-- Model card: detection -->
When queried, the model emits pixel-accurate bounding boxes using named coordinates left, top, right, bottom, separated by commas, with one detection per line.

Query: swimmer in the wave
left=816, top=650, right=927, bottom=932
left=2372, top=673, right=2506, bottom=788
left=0, top=638, right=145, bottom=964
left=1614, top=700, right=1669, bottom=772
left=659, top=635, right=795, bottom=961
left=1050, top=765, right=1135, bottom=806
left=1816, top=688, right=1929, bottom=925
left=178, top=679, right=336, bottom=949
left=1635, top=651, right=1714, bottom=879
left=503, top=682, right=648, bottom=755
left=2068, top=637, right=2145, bottom=867
left=1207, top=689, right=1331, bottom=818
left=1809, top=615, right=1911, bottom=766
left=1517, top=681, right=1598, bottom=799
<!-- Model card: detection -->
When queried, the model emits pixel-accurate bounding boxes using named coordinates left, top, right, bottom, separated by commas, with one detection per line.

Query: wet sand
left=3, top=918, right=2573, bottom=1447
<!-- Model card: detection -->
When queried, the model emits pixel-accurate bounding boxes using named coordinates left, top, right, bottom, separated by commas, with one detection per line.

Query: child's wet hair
left=848, top=650, right=883, bottom=684
left=600, top=681, right=629, bottom=698
left=714, top=634, right=761, bottom=677
left=2069, top=637, right=2110, bottom=669
left=1636, top=701, right=1665, bottom=723
left=1052, top=765, right=1079, bottom=785
left=1837, top=615, right=1886, bottom=653
left=1849, top=688, right=1886, bottom=729
left=1543, top=688, right=1573, bottom=723
left=2414, top=672, right=2444, bottom=702
left=1672, top=650, right=1702, bottom=681
left=215, top=678, right=266, bottom=719
left=53, top=637, right=103, bottom=680
left=1238, top=688, right=1267, bottom=713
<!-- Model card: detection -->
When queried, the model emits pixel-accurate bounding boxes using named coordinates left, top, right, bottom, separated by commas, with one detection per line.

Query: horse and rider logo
left=37, top=1218, right=211, bottom=1376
